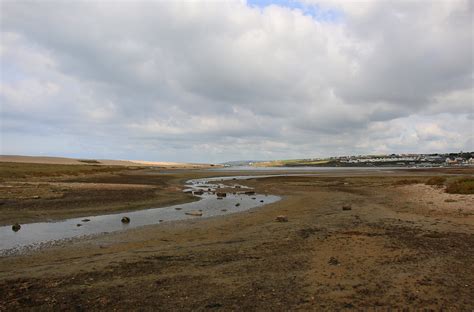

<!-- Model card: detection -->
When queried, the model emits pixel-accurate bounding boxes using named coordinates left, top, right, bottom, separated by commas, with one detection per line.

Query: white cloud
left=0, top=0, right=472, bottom=161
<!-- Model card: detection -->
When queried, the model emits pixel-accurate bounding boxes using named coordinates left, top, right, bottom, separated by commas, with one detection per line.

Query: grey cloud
left=1, top=0, right=472, bottom=161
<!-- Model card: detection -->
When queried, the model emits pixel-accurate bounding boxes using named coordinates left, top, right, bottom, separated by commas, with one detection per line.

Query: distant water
left=208, top=166, right=406, bottom=171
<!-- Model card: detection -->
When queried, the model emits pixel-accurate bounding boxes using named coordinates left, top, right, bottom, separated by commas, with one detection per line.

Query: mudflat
left=0, top=164, right=473, bottom=310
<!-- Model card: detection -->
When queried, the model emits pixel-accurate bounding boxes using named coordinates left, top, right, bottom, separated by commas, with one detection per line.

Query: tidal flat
left=0, top=163, right=473, bottom=310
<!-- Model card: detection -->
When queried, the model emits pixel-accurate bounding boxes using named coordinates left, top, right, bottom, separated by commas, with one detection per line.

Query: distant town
left=225, top=151, right=474, bottom=168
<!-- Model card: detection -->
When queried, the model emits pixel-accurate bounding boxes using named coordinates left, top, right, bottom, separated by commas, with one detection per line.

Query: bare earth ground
left=0, top=164, right=200, bottom=225
left=0, top=165, right=473, bottom=310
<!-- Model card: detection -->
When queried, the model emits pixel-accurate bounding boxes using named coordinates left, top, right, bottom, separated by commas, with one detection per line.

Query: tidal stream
left=0, top=175, right=280, bottom=255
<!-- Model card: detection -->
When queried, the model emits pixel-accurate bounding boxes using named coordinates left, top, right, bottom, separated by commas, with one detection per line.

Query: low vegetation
left=425, top=176, right=446, bottom=186
left=77, top=159, right=101, bottom=164
left=394, top=178, right=421, bottom=185
left=445, top=177, right=474, bottom=194
left=0, top=162, right=127, bottom=180
left=255, top=159, right=332, bottom=167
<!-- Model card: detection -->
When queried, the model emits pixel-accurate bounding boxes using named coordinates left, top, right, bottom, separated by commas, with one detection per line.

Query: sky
left=0, top=0, right=473, bottom=163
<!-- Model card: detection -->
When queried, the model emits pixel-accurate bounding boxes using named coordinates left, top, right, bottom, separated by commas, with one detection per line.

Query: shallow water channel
left=0, top=175, right=280, bottom=255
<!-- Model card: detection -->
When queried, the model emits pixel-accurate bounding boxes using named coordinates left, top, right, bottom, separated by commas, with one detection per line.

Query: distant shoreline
left=0, top=154, right=219, bottom=169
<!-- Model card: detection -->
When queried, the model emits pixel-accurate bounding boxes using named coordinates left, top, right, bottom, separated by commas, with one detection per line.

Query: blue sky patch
left=246, top=0, right=344, bottom=22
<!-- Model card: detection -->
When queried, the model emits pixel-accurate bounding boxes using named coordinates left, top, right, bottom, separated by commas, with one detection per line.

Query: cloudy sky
left=1, top=0, right=473, bottom=163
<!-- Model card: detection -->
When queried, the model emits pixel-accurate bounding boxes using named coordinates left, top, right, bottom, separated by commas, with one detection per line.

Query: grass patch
left=254, top=158, right=331, bottom=167
left=425, top=176, right=446, bottom=186
left=445, top=178, right=474, bottom=194
left=394, top=179, right=421, bottom=185
left=77, top=159, right=101, bottom=164
left=0, top=162, right=127, bottom=180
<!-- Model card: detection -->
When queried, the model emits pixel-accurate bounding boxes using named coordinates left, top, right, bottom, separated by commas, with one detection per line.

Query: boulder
left=175, top=207, right=182, bottom=210
left=260, top=200, right=264, bottom=203
left=82, top=219, right=90, bottom=222
left=193, top=190, right=204, bottom=195
left=121, top=216, right=131, bottom=224
left=275, top=215, right=288, bottom=222
left=12, top=223, right=21, bottom=232
left=76, top=224, right=82, bottom=227
left=328, top=257, right=340, bottom=265
left=342, top=205, right=352, bottom=211
left=216, top=192, right=227, bottom=197
left=235, top=203, right=240, bottom=207
left=185, top=211, right=203, bottom=217
left=244, top=191, right=255, bottom=195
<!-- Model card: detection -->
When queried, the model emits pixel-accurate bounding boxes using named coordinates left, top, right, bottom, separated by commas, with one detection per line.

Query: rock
left=221, top=209, right=227, bottom=212
left=175, top=207, right=182, bottom=210
left=185, top=211, right=203, bottom=217
left=121, top=216, right=131, bottom=224
left=12, top=223, right=21, bottom=232
left=32, top=195, right=40, bottom=199
left=275, top=215, right=288, bottom=222
left=193, top=190, right=204, bottom=195
left=328, top=257, right=340, bottom=265
left=76, top=224, right=82, bottom=227
left=216, top=192, right=227, bottom=197
left=252, top=197, right=256, bottom=200
left=342, top=205, right=352, bottom=211
left=159, top=219, right=164, bottom=222
left=235, top=203, right=240, bottom=207
left=217, top=197, right=223, bottom=200
left=260, top=200, right=264, bottom=203
left=244, top=191, right=255, bottom=195
left=82, top=219, right=90, bottom=222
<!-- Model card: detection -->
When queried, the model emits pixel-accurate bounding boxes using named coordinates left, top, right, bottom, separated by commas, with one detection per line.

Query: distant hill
left=0, top=155, right=219, bottom=169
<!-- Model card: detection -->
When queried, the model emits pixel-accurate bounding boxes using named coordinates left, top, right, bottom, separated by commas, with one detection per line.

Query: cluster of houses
left=236, top=152, right=474, bottom=168
left=445, top=157, right=474, bottom=165
left=333, top=153, right=474, bottom=167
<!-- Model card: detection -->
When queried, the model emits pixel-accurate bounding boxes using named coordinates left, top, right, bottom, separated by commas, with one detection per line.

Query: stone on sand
left=275, top=215, right=288, bottom=222
left=185, top=211, right=203, bottom=217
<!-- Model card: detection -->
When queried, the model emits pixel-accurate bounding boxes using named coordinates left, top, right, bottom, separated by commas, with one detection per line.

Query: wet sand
left=0, top=167, right=473, bottom=310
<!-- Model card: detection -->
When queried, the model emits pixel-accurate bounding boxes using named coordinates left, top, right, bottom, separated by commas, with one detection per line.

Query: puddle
left=0, top=175, right=280, bottom=255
